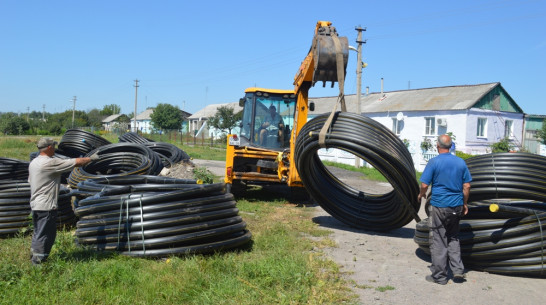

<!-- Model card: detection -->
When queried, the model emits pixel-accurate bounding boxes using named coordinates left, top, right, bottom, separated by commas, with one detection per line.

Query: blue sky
left=1, top=0, right=545, bottom=116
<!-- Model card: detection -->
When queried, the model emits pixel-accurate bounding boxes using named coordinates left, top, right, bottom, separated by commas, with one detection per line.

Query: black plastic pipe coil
left=0, top=181, right=75, bottom=236
left=73, top=176, right=251, bottom=257
left=0, top=158, right=29, bottom=180
left=414, top=200, right=546, bottom=277
left=58, top=129, right=111, bottom=157
left=118, top=132, right=153, bottom=144
left=294, top=112, right=420, bottom=231
left=414, top=153, right=546, bottom=277
left=67, top=143, right=165, bottom=188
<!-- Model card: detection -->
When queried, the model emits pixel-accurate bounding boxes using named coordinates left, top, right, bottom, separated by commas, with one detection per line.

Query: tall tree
left=100, top=104, right=121, bottom=116
left=208, top=106, right=242, bottom=135
left=150, top=103, right=184, bottom=130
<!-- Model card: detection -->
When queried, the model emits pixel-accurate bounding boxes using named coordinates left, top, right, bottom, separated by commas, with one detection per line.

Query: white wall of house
left=315, top=109, right=523, bottom=171
left=130, top=119, right=153, bottom=134
left=465, top=108, right=524, bottom=154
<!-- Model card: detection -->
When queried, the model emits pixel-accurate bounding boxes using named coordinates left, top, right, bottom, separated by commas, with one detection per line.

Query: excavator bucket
left=294, top=21, right=349, bottom=91
left=312, top=23, right=348, bottom=88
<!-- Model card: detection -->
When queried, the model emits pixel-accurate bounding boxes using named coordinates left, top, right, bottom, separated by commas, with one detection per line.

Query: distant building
left=102, top=114, right=130, bottom=131
left=309, top=82, right=526, bottom=170
left=188, top=102, right=243, bottom=139
left=523, top=114, right=545, bottom=154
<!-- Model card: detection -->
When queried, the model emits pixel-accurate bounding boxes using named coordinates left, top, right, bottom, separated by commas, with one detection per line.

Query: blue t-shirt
left=420, top=153, right=472, bottom=207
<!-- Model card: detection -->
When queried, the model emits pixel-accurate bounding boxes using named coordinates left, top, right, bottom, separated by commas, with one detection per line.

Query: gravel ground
left=192, top=160, right=546, bottom=304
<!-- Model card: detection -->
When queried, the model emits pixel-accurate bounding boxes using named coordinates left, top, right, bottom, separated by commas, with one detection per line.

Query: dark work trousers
left=428, top=205, right=464, bottom=283
left=31, top=210, right=58, bottom=264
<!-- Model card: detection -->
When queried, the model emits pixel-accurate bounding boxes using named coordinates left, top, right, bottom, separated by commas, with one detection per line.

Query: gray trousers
left=429, top=205, right=464, bottom=283
left=31, top=210, right=58, bottom=263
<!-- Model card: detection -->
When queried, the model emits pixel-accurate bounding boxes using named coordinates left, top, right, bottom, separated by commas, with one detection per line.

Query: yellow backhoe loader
left=224, top=21, right=348, bottom=192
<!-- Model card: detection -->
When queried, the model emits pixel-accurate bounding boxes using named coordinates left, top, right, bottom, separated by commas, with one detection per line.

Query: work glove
left=89, top=152, right=101, bottom=161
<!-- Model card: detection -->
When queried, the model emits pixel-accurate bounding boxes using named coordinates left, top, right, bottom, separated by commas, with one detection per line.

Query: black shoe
left=453, top=273, right=466, bottom=283
left=426, top=275, right=447, bottom=285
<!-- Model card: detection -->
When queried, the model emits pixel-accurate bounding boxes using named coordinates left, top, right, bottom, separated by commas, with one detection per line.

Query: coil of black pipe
left=0, top=158, right=29, bottom=180
left=142, top=142, right=190, bottom=164
left=414, top=200, right=546, bottom=277
left=58, top=129, right=111, bottom=157
left=118, top=132, right=153, bottom=144
left=0, top=181, right=75, bottom=236
left=414, top=153, right=546, bottom=277
left=73, top=176, right=251, bottom=257
left=294, top=112, right=420, bottom=231
left=67, top=143, right=165, bottom=188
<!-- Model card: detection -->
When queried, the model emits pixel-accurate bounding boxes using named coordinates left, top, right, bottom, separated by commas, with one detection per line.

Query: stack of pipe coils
left=58, top=129, right=111, bottom=157
left=118, top=132, right=153, bottom=144
left=73, top=176, right=252, bottom=257
left=0, top=182, right=75, bottom=236
left=0, top=157, right=29, bottom=180
left=294, top=112, right=420, bottom=231
left=143, top=142, right=190, bottom=165
left=67, top=143, right=165, bottom=188
left=414, top=153, right=546, bottom=277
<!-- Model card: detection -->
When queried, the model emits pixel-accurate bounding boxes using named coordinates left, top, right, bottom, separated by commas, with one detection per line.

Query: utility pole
left=133, top=79, right=139, bottom=132
left=26, top=107, right=30, bottom=122
left=71, top=96, right=77, bottom=128
left=354, top=26, right=366, bottom=168
left=42, top=104, right=45, bottom=121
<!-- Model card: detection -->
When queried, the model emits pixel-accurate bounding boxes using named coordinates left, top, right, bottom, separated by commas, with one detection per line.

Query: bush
left=455, top=151, right=474, bottom=160
left=491, top=137, right=512, bottom=153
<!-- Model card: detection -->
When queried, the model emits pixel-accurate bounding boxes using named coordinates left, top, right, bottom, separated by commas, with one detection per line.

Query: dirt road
left=193, top=160, right=546, bottom=304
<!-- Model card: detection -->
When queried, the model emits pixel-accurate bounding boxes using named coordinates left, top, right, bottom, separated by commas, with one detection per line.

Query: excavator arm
left=285, top=21, right=349, bottom=186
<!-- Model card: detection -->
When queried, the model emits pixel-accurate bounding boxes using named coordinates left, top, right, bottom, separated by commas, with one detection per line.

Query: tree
left=208, top=106, right=242, bottom=135
left=536, top=120, right=546, bottom=145
left=87, top=108, right=104, bottom=128
left=150, top=103, right=184, bottom=130
left=0, top=113, right=30, bottom=135
left=100, top=104, right=121, bottom=116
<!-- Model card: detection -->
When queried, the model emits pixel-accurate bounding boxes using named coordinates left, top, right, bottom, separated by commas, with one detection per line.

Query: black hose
left=73, top=176, right=251, bottom=257
left=294, top=112, right=420, bottom=231
left=67, top=143, right=165, bottom=187
left=415, top=153, right=546, bottom=277
left=58, top=129, right=111, bottom=157
left=118, top=132, right=154, bottom=144
left=0, top=158, right=29, bottom=180
left=414, top=200, right=546, bottom=277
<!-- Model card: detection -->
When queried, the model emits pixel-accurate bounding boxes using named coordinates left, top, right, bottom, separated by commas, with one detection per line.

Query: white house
left=188, top=102, right=243, bottom=139
left=309, top=82, right=525, bottom=171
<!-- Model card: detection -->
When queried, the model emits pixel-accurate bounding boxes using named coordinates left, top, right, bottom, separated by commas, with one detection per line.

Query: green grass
left=322, top=160, right=422, bottom=182
left=0, top=193, right=356, bottom=305
left=0, top=136, right=47, bottom=160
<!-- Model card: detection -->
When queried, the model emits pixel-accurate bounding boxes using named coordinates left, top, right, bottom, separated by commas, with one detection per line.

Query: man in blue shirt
left=418, top=134, right=471, bottom=285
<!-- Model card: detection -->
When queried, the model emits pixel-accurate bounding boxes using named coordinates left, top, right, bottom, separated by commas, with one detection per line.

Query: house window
left=425, top=117, right=435, bottom=136
left=477, top=118, right=487, bottom=137
left=504, top=120, right=513, bottom=138
left=391, top=118, right=401, bottom=135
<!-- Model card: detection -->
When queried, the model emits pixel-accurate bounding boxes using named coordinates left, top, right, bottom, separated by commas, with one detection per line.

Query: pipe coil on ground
left=414, top=200, right=546, bottom=277
left=73, top=176, right=251, bottom=257
left=0, top=182, right=75, bottom=236
left=143, top=142, right=190, bottom=164
left=58, top=129, right=111, bottom=157
left=118, top=132, right=154, bottom=144
left=414, top=153, right=546, bottom=277
left=67, top=143, right=165, bottom=188
left=0, top=158, right=29, bottom=180
left=294, top=112, right=420, bottom=231
left=465, top=153, right=546, bottom=203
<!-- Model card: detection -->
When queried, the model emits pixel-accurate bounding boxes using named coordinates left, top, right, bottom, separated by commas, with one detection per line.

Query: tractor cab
left=238, top=88, right=296, bottom=150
